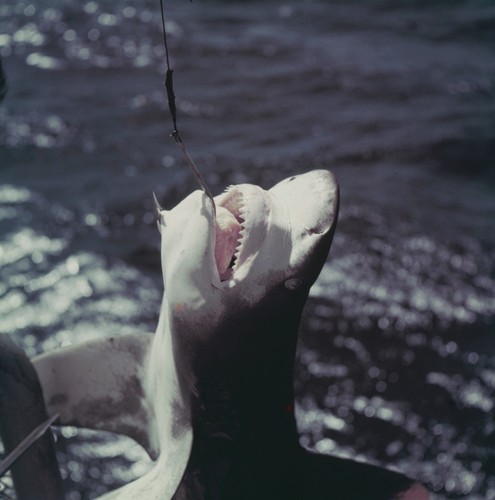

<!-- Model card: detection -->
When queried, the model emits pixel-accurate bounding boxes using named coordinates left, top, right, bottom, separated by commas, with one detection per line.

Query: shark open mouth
left=214, top=188, right=247, bottom=281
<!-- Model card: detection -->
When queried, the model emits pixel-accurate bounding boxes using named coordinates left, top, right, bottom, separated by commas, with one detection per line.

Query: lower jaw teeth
left=215, top=207, right=242, bottom=278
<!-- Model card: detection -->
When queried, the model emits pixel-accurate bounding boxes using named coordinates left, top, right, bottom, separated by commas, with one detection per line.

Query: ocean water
left=1, top=0, right=495, bottom=498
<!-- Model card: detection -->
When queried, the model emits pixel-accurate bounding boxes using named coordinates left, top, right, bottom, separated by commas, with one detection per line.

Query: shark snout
left=270, top=169, right=339, bottom=237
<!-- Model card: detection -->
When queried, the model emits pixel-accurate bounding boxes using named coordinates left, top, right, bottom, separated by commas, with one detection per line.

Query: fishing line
left=159, top=0, right=216, bottom=215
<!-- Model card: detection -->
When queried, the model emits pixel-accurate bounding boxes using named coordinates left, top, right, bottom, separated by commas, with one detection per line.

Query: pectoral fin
left=32, top=333, right=157, bottom=458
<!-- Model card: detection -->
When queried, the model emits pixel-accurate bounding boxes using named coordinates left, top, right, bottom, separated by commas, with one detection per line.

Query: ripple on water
left=311, top=210, right=495, bottom=331
left=0, top=111, right=75, bottom=148
left=427, top=372, right=494, bottom=413
left=0, top=185, right=161, bottom=359
left=26, top=52, right=64, bottom=70
left=1, top=1, right=184, bottom=72
left=54, top=429, right=153, bottom=497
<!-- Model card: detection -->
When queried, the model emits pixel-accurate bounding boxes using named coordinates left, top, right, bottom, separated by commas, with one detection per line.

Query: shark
left=30, top=170, right=428, bottom=499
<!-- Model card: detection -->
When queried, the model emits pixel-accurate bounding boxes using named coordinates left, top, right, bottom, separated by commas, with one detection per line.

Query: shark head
left=156, top=169, right=339, bottom=352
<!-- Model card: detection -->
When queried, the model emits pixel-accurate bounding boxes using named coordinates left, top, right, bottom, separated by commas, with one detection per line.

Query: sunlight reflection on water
left=1, top=0, right=495, bottom=498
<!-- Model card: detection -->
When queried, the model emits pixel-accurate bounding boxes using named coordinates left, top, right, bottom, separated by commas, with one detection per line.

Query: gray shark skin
left=31, top=170, right=428, bottom=499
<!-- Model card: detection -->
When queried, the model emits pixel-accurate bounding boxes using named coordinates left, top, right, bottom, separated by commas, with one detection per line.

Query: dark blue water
left=1, top=0, right=495, bottom=498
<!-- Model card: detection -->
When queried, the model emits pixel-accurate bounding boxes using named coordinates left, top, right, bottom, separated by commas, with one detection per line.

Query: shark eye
left=284, top=278, right=303, bottom=291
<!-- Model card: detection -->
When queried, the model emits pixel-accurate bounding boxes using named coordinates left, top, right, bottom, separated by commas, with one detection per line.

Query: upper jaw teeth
left=214, top=188, right=247, bottom=281
left=213, top=183, right=269, bottom=284
left=221, top=188, right=246, bottom=221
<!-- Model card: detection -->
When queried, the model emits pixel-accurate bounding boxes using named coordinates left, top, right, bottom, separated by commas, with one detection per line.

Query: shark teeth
left=229, top=213, right=246, bottom=274
left=216, top=187, right=247, bottom=281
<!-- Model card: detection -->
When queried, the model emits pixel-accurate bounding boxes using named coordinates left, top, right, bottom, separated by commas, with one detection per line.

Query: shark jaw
left=157, top=169, right=339, bottom=300
left=213, top=169, right=339, bottom=288
left=213, top=184, right=270, bottom=282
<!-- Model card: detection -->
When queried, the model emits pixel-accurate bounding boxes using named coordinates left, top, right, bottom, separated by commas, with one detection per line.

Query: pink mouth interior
left=214, top=190, right=245, bottom=281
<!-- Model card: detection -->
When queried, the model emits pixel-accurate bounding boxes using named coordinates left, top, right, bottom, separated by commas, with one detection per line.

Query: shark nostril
left=305, top=225, right=324, bottom=235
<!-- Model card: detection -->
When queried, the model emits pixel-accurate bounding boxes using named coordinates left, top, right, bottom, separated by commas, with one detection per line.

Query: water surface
left=1, top=0, right=495, bottom=498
